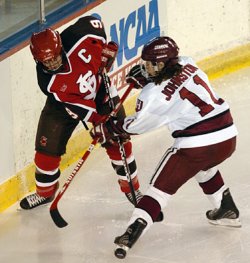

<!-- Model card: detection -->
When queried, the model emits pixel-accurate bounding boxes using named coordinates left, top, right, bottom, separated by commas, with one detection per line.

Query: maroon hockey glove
left=126, top=64, right=149, bottom=89
left=100, top=41, right=118, bottom=73
left=107, top=118, right=131, bottom=144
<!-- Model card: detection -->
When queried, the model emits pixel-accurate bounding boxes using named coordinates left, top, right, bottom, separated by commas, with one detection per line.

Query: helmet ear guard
left=30, top=28, right=62, bottom=63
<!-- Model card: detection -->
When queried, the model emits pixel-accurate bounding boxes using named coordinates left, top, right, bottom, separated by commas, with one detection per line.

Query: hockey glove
left=107, top=118, right=131, bottom=144
left=100, top=41, right=119, bottom=73
left=126, top=64, right=148, bottom=89
left=90, top=118, right=130, bottom=145
left=90, top=122, right=110, bottom=144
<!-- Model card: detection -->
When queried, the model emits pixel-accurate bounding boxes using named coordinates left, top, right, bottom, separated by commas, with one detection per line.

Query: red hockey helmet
left=141, top=36, right=179, bottom=65
left=30, top=28, right=62, bottom=62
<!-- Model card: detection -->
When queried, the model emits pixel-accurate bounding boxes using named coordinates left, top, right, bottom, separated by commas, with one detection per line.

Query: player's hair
left=154, top=63, right=183, bottom=85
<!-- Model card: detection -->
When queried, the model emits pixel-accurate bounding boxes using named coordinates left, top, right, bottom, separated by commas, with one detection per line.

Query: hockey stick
left=102, top=71, right=137, bottom=205
left=50, top=83, right=134, bottom=228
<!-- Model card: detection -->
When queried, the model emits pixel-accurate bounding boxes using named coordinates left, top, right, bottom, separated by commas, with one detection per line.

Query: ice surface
left=0, top=68, right=250, bottom=263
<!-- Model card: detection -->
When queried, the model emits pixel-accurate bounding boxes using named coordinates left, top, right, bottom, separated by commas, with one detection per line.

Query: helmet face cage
left=141, top=36, right=179, bottom=65
left=139, top=62, right=150, bottom=79
left=30, top=28, right=62, bottom=63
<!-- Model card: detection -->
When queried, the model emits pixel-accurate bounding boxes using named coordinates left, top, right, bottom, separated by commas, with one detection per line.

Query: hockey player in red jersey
left=91, top=36, right=241, bottom=258
left=20, top=16, right=143, bottom=209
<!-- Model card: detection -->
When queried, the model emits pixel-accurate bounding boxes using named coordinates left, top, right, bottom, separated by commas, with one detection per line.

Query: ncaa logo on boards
left=94, top=0, right=161, bottom=90
left=109, top=0, right=160, bottom=67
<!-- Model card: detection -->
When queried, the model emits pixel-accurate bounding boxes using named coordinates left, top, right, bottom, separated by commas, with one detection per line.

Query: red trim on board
left=110, top=57, right=141, bottom=90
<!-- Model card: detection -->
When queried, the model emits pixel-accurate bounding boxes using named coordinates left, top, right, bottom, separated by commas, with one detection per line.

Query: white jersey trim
left=173, top=124, right=238, bottom=148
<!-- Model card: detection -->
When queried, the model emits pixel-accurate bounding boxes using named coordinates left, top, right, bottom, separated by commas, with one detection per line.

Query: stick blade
left=50, top=208, right=68, bottom=228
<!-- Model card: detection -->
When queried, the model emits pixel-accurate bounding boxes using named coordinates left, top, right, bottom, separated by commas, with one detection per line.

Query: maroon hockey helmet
left=30, top=28, right=62, bottom=62
left=141, top=36, right=179, bottom=66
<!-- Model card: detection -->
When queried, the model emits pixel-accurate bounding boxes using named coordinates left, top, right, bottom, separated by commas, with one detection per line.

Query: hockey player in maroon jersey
left=91, top=36, right=241, bottom=258
left=19, top=16, right=143, bottom=209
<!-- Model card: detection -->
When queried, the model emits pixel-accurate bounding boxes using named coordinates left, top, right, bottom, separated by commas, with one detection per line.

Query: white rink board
left=0, top=0, right=250, bottom=182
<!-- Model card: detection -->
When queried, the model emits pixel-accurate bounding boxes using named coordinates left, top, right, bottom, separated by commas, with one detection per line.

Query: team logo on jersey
left=136, top=99, right=143, bottom=112
left=60, top=84, right=68, bottom=92
left=40, top=136, right=48, bottom=147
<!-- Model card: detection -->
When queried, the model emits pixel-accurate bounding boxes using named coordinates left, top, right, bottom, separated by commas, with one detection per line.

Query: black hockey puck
left=114, top=247, right=126, bottom=259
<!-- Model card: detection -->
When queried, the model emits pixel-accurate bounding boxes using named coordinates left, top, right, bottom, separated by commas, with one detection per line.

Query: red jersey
left=36, top=16, right=107, bottom=122
left=47, top=36, right=105, bottom=121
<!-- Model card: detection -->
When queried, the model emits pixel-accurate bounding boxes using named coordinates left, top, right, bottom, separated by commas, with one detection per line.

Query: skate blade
left=208, top=218, right=242, bottom=228
left=17, top=202, right=51, bottom=211
left=114, top=245, right=129, bottom=259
